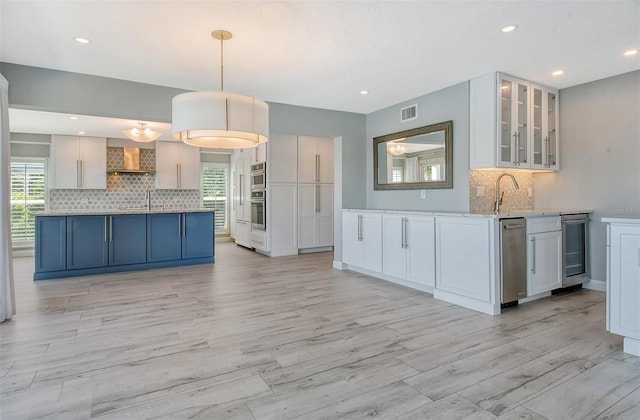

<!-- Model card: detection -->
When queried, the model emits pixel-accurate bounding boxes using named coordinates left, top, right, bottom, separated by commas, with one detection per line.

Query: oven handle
left=561, top=219, right=589, bottom=225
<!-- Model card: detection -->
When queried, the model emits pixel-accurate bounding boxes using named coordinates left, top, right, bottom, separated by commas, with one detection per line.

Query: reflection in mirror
left=374, top=120, right=453, bottom=190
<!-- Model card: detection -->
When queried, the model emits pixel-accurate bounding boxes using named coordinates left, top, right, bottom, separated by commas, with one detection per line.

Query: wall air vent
left=400, top=104, right=418, bottom=123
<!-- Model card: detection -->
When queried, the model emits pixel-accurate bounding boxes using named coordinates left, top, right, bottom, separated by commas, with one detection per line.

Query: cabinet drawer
left=527, top=216, right=561, bottom=234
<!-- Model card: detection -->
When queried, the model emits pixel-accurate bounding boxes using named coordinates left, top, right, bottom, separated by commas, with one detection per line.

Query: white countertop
left=36, top=208, right=214, bottom=216
left=342, top=208, right=592, bottom=219
left=602, top=216, right=640, bottom=224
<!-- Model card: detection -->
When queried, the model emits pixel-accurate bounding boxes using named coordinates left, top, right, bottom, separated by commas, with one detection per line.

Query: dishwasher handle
left=503, top=223, right=526, bottom=230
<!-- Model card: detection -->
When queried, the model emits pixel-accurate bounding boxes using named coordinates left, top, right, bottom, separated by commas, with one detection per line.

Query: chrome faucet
left=495, top=173, right=520, bottom=214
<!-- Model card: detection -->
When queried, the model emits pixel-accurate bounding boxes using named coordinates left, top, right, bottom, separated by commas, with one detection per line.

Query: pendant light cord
left=220, top=36, right=224, bottom=92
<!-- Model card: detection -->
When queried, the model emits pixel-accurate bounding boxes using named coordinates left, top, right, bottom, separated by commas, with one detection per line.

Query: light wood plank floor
left=1, top=242, right=639, bottom=419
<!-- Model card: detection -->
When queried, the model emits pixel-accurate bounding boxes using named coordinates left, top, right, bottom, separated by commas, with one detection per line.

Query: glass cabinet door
left=498, top=74, right=529, bottom=167
left=530, top=84, right=559, bottom=169
left=516, top=82, right=528, bottom=165
left=532, top=87, right=544, bottom=166
left=499, top=78, right=513, bottom=164
left=547, top=91, right=558, bottom=167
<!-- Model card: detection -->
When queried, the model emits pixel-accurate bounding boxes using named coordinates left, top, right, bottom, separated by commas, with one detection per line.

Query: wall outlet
left=420, top=190, right=426, bottom=199
left=528, top=187, right=533, bottom=198
left=476, top=186, right=485, bottom=197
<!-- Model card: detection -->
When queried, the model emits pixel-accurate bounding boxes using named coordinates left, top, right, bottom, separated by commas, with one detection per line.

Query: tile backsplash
left=49, top=147, right=200, bottom=211
left=469, top=170, right=534, bottom=213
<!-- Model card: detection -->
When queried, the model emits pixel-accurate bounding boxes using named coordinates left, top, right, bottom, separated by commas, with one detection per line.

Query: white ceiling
left=2, top=0, right=639, bottom=138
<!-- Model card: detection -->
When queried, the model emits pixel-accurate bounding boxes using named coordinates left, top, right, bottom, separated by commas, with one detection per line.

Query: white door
left=407, top=216, right=435, bottom=287
left=80, top=137, right=106, bottom=189
left=383, top=215, right=407, bottom=279
left=269, top=183, right=297, bottom=253
left=316, top=184, right=334, bottom=247
left=361, top=213, right=383, bottom=273
left=297, top=135, right=317, bottom=183
left=51, top=135, right=80, bottom=189
left=527, top=231, right=562, bottom=295
left=609, top=225, right=640, bottom=339
left=342, top=212, right=364, bottom=267
left=178, top=144, right=201, bottom=190
left=297, top=184, right=317, bottom=249
left=268, top=133, right=298, bottom=183
left=316, top=136, right=334, bottom=183
left=155, top=142, right=180, bottom=189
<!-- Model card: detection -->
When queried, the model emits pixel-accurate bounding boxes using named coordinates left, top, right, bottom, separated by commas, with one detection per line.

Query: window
left=392, top=167, right=403, bottom=183
left=201, top=163, right=229, bottom=234
left=10, top=160, right=47, bottom=244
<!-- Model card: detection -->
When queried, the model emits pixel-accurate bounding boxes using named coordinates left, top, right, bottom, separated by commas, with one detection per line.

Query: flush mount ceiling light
left=552, top=69, right=565, bottom=76
left=501, top=25, right=518, bottom=33
left=172, top=30, right=269, bottom=149
left=624, top=49, right=638, bottom=56
left=123, top=122, right=162, bottom=143
left=387, top=141, right=407, bottom=156
left=74, top=37, right=91, bottom=44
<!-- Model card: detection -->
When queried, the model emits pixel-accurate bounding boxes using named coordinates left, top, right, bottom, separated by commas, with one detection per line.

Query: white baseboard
left=584, top=278, right=606, bottom=292
left=333, top=261, right=345, bottom=270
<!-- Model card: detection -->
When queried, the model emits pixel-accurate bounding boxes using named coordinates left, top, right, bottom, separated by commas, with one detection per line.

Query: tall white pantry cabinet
left=267, top=133, right=334, bottom=256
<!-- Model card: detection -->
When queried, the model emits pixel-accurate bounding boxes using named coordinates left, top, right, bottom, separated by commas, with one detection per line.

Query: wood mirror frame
left=373, top=120, right=453, bottom=190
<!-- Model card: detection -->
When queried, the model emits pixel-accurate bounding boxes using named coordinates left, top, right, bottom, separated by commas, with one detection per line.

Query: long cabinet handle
left=315, top=154, right=320, bottom=182
left=530, top=237, right=536, bottom=274
left=357, top=214, right=362, bottom=241
left=401, top=218, right=405, bottom=248
left=109, top=215, right=113, bottom=242
left=178, top=213, right=181, bottom=237
left=182, top=214, right=186, bottom=237
left=104, top=216, right=108, bottom=242
left=404, top=217, right=409, bottom=248
left=316, top=185, right=320, bottom=213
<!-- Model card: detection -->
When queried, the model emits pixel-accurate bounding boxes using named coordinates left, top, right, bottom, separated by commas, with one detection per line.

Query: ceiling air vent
left=400, top=104, right=418, bottom=123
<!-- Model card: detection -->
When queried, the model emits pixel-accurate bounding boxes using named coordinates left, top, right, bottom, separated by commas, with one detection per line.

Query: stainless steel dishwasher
left=500, top=218, right=527, bottom=306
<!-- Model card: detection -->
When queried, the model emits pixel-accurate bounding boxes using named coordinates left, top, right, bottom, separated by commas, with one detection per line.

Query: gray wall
left=534, top=70, right=640, bottom=283
left=1, top=63, right=367, bottom=261
left=366, top=81, right=470, bottom=211
left=9, top=133, right=50, bottom=157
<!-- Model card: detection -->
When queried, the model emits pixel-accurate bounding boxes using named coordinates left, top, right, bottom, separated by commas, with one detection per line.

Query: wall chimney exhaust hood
left=107, top=147, right=155, bottom=175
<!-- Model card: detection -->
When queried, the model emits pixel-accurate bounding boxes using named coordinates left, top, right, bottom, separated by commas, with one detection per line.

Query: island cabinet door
left=182, top=212, right=215, bottom=259
left=147, top=213, right=182, bottom=262
left=108, top=214, right=147, bottom=266
left=66, top=215, right=108, bottom=270
left=35, top=216, right=67, bottom=273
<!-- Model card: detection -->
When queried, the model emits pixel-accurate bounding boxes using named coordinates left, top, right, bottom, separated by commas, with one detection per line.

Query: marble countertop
left=602, top=215, right=640, bottom=224
left=342, top=208, right=593, bottom=219
left=36, top=208, right=215, bottom=216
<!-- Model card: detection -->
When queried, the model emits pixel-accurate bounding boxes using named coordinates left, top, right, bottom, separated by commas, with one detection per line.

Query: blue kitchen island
left=34, top=209, right=214, bottom=280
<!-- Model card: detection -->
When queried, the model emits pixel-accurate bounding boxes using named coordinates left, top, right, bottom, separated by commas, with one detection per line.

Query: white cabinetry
left=298, top=184, right=333, bottom=249
left=435, top=217, right=498, bottom=314
left=383, top=214, right=435, bottom=288
left=50, top=135, right=106, bottom=189
left=527, top=217, right=562, bottom=296
left=268, top=183, right=297, bottom=256
left=155, top=142, right=200, bottom=190
left=470, top=72, right=559, bottom=171
left=268, top=133, right=297, bottom=183
left=606, top=220, right=640, bottom=356
left=530, top=84, right=559, bottom=170
left=297, top=135, right=334, bottom=251
left=231, top=150, right=252, bottom=247
left=342, top=211, right=382, bottom=273
left=298, top=136, right=333, bottom=183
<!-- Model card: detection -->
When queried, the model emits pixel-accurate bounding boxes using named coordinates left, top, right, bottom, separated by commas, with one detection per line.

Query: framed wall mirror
left=373, top=120, right=453, bottom=190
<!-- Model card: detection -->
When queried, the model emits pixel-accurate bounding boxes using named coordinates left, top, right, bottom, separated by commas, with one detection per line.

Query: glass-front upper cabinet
left=498, top=74, right=529, bottom=168
left=530, top=83, right=559, bottom=170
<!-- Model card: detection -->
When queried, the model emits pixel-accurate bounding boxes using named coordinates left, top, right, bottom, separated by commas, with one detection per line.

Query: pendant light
left=172, top=30, right=269, bottom=149
left=122, top=122, right=161, bottom=143
left=387, top=142, right=407, bottom=156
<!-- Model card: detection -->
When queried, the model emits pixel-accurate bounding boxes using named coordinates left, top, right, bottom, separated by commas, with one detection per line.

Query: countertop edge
left=341, top=208, right=593, bottom=219
left=35, top=209, right=215, bottom=216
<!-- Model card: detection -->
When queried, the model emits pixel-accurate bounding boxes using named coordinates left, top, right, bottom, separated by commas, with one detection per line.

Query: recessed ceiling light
left=360, top=90, right=369, bottom=95
left=624, top=49, right=638, bottom=56
left=501, top=25, right=518, bottom=33
left=78, top=131, right=85, bottom=135
left=552, top=70, right=565, bottom=76
left=69, top=116, right=78, bottom=120
left=74, top=37, right=91, bottom=44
